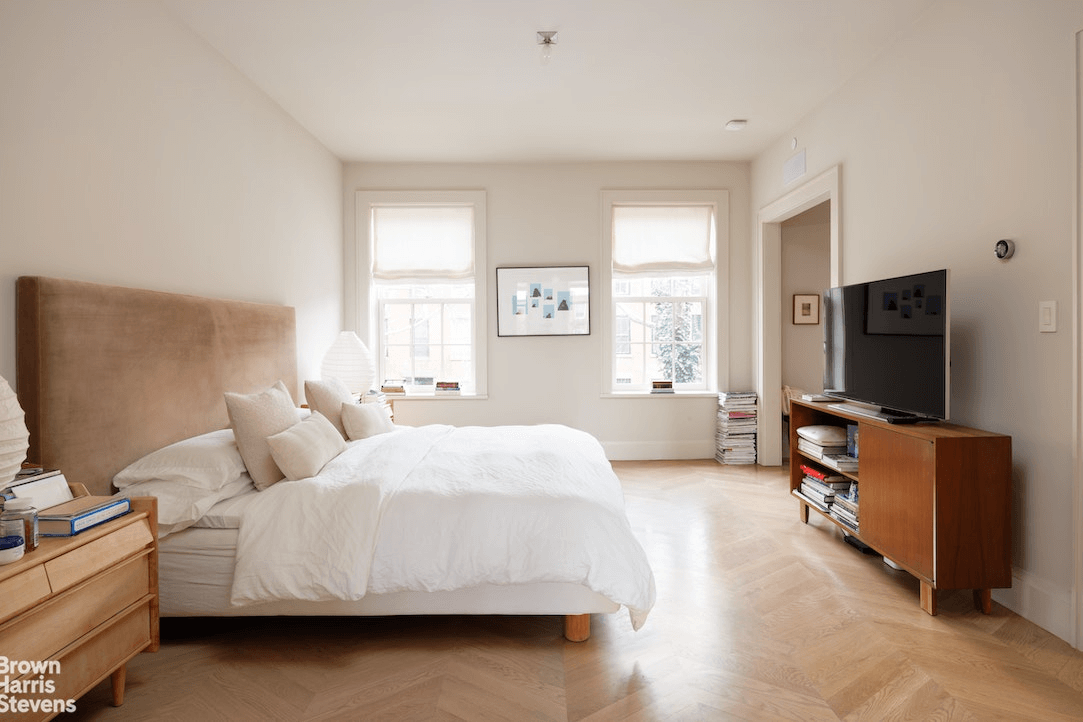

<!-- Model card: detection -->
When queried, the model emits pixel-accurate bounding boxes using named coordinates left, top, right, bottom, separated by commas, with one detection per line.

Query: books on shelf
left=821, top=453, right=859, bottom=472
left=796, top=438, right=846, bottom=460
left=793, top=488, right=829, bottom=513
left=715, top=391, right=758, bottom=465
left=38, top=496, right=131, bottom=537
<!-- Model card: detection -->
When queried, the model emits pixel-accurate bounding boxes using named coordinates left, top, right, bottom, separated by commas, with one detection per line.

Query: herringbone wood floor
left=69, top=460, right=1083, bottom=720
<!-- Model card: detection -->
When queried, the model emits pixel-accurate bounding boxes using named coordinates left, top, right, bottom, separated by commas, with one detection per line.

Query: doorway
left=755, top=165, right=840, bottom=466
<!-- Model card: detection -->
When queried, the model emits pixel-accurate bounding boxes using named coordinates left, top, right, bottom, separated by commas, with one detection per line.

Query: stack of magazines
left=715, top=391, right=758, bottom=464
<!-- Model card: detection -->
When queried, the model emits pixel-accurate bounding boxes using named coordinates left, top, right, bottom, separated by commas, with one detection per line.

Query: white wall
left=343, top=162, right=751, bottom=458
left=0, top=0, right=343, bottom=390
left=752, top=0, right=1083, bottom=642
left=781, top=203, right=830, bottom=395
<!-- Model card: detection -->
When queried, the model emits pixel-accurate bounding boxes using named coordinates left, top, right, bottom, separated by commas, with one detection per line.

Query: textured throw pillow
left=304, top=377, right=354, bottom=438
left=224, top=380, right=300, bottom=491
left=113, top=428, right=246, bottom=491
left=266, top=412, right=348, bottom=481
left=341, top=402, right=395, bottom=441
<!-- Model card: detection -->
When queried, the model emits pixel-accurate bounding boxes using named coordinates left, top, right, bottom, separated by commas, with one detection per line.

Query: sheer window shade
left=611, top=205, right=714, bottom=273
left=372, top=205, right=475, bottom=279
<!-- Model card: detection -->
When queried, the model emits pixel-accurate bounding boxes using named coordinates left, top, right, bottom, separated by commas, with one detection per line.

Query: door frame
left=755, top=165, right=841, bottom=466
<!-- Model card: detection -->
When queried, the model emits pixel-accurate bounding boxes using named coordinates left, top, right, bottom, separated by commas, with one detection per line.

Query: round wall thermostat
left=994, top=239, right=1015, bottom=260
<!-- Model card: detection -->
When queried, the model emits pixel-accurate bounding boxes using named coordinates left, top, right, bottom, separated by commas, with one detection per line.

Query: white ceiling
left=163, top=0, right=934, bottom=163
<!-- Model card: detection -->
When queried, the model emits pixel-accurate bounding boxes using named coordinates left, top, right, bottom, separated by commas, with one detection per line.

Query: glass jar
left=1, top=498, right=37, bottom=552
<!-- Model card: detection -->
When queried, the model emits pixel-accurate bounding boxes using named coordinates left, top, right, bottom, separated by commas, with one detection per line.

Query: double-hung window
left=356, top=190, right=487, bottom=396
left=602, top=190, right=727, bottom=394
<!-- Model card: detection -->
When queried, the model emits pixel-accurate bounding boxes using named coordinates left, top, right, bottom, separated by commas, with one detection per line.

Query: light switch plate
left=1039, top=301, right=1057, bottom=333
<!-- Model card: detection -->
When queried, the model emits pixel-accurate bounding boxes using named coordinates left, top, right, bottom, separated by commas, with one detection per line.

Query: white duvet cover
left=230, top=424, right=655, bottom=629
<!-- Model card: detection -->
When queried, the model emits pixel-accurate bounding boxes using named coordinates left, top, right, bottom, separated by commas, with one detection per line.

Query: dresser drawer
left=8, top=601, right=153, bottom=722
left=0, top=553, right=150, bottom=663
left=0, top=565, right=51, bottom=621
left=44, top=517, right=153, bottom=593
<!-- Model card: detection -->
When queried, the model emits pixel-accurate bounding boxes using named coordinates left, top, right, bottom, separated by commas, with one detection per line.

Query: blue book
left=38, top=497, right=131, bottom=536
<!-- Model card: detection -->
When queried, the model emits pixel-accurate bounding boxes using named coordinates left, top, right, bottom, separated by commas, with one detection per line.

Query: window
left=601, top=190, right=728, bottom=394
left=356, top=190, right=487, bottom=396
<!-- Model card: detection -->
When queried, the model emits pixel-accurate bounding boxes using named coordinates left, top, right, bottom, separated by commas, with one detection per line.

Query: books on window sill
left=380, top=379, right=406, bottom=396
left=651, top=380, right=674, bottom=394
left=38, top=496, right=131, bottom=537
left=435, top=381, right=461, bottom=396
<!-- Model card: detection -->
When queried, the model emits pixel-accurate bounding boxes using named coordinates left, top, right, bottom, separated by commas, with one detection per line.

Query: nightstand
left=0, top=493, right=158, bottom=719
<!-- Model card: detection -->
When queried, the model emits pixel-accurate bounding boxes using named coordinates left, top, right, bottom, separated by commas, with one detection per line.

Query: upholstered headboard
left=16, top=276, right=297, bottom=495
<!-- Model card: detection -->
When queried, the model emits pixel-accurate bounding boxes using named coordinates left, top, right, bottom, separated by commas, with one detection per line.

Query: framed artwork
left=793, top=294, right=820, bottom=325
left=497, top=266, right=590, bottom=336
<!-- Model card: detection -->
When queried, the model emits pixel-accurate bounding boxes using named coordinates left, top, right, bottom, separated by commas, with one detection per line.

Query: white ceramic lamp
left=320, top=332, right=375, bottom=396
left=0, top=375, right=29, bottom=487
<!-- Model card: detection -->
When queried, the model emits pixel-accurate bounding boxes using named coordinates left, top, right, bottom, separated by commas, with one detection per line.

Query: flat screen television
left=822, top=269, right=949, bottom=423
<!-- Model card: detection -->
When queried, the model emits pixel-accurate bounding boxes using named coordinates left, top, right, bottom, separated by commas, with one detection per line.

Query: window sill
left=601, top=391, right=718, bottom=400
left=384, top=394, right=488, bottom=401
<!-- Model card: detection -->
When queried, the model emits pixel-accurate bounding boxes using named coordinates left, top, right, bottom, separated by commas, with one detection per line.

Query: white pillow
left=115, top=474, right=254, bottom=538
left=266, top=412, right=347, bottom=481
left=224, top=380, right=301, bottom=491
left=341, top=402, right=395, bottom=441
left=304, top=377, right=353, bottom=438
left=113, top=428, right=246, bottom=491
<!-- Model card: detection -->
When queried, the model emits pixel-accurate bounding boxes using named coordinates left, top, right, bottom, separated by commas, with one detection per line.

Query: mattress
left=159, top=526, right=620, bottom=617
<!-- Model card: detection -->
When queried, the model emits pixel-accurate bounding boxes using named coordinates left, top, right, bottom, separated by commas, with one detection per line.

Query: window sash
left=378, top=294, right=475, bottom=393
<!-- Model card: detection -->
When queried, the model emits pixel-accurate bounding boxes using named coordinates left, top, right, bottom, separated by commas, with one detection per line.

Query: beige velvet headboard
left=16, top=276, right=297, bottom=496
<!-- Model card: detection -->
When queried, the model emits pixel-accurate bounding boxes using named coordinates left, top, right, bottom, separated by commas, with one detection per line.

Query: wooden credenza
left=789, top=400, right=1011, bottom=615
left=0, top=495, right=158, bottom=720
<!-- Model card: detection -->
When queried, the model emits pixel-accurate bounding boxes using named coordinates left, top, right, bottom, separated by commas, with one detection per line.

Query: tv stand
left=791, top=399, right=1011, bottom=615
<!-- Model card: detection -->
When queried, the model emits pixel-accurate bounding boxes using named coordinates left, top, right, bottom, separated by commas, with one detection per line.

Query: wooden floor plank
left=61, top=459, right=1083, bottom=720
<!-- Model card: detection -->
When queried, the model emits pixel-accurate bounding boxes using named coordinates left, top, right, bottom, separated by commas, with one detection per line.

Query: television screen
left=822, top=269, right=949, bottom=422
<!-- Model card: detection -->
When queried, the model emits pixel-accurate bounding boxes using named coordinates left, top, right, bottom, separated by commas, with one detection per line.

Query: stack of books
left=650, top=380, right=674, bottom=394
left=795, top=425, right=859, bottom=472
left=715, top=391, right=758, bottom=465
left=797, top=463, right=851, bottom=511
left=830, top=483, right=860, bottom=533
left=435, top=381, right=461, bottom=396
left=380, top=379, right=406, bottom=396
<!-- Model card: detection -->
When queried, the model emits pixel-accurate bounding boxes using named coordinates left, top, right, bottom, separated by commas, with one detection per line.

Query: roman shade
left=611, top=204, right=715, bottom=274
left=372, top=205, right=475, bottom=280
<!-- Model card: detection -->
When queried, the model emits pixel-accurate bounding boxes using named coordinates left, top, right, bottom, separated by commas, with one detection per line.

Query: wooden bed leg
left=111, top=665, right=126, bottom=706
left=564, top=614, right=590, bottom=642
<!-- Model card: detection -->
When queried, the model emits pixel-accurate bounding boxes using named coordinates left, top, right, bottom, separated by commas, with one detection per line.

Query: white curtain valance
left=612, top=204, right=714, bottom=274
left=372, top=205, right=475, bottom=280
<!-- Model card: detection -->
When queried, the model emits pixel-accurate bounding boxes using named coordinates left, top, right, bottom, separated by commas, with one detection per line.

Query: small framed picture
left=793, top=294, right=820, bottom=325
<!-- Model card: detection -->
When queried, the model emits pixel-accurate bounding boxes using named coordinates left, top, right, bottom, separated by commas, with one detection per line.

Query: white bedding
left=228, top=424, right=655, bottom=629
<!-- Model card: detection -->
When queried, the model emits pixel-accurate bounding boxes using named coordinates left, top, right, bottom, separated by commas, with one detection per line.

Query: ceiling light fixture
left=537, top=31, right=557, bottom=64
left=725, top=119, right=748, bottom=131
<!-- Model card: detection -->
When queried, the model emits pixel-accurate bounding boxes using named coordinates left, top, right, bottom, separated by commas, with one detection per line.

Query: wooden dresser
left=0, top=495, right=158, bottom=720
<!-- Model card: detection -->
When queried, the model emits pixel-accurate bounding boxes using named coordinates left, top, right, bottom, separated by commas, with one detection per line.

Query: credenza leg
left=799, top=501, right=809, bottom=524
left=920, top=581, right=937, bottom=615
left=974, top=588, right=992, bottom=614
left=111, top=665, right=126, bottom=706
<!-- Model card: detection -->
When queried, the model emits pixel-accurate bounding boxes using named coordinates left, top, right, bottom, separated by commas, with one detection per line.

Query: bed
left=14, top=276, right=655, bottom=642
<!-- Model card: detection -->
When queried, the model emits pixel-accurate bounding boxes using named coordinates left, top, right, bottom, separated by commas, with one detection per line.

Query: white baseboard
left=602, top=440, right=715, bottom=461
left=995, top=568, right=1074, bottom=646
